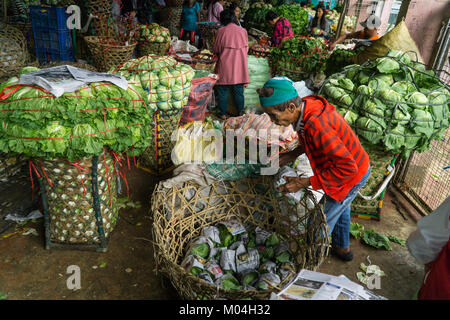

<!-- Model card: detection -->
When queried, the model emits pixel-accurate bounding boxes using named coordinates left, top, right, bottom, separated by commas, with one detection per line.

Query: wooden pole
left=335, top=0, right=349, bottom=40
left=395, top=0, right=411, bottom=26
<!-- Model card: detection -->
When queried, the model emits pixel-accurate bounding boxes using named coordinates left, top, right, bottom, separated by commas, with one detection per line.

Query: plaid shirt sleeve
left=272, top=18, right=293, bottom=47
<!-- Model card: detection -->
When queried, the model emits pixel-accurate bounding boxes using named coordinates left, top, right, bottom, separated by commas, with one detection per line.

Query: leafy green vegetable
left=362, top=229, right=392, bottom=250
left=218, top=224, right=237, bottom=248
left=221, top=275, right=241, bottom=290
left=388, top=235, right=406, bottom=246
left=276, top=251, right=291, bottom=264
left=350, top=222, right=364, bottom=239
left=376, top=57, right=400, bottom=73
left=265, top=233, right=280, bottom=247
left=190, top=243, right=210, bottom=259
left=242, top=271, right=259, bottom=286
left=190, top=266, right=204, bottom=276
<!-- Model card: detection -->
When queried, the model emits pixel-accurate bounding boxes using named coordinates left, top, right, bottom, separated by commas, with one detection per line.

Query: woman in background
left=308, top=3, right=330, bottom=39
left=228, top=2, right=242, bottom=26
left=208, top=0, right=225, bottom=23
left=181, top=0, right=201, bottom=43
left=213, top=9, right=249, bottom=120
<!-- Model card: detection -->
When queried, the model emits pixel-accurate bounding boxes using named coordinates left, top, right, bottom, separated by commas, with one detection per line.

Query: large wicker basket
left=138, top=111, right=182, bottom=175
left=138, top=41, right=170, bottom=57
left=35, top=153, right=119, bottom=252
left=86, top=0, right=111, bottom=15
left=0, top=23, right=28, bottom=79
left=84, top=36, right=137, bottom=72
left=151, top=176, right=329, bottom=300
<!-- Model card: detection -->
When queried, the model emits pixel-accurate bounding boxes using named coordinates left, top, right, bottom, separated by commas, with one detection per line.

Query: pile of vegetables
left=182, top=218, right=296, bottom=292
left=321, top=50, right=449, bottom=156
left=270, top=36, right=328, bottom=81
left=0, top=67, right=151, bottom=160
left=110, top=55, right=195, bottom=116
left=137, top=23, right=171, bottom=43
left=243, top=4, right=273, bottom=34
left=325, top=48, right=356, bottom=76
left=274, top=5, right=310, bottom=36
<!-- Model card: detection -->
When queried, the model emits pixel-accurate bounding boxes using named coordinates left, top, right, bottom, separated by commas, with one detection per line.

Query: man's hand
left=279, top=177, right=310, bottom=194
left=329, top=42, right=336, bottom=50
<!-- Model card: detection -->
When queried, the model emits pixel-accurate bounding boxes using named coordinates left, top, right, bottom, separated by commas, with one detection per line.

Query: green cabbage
left=407, top=92, right=429, bottom=110
left=382, top=124, right=405, bottom=152
left=356, top=117, right=385, bottom=144
left=376, top=57, right=400, bottom=73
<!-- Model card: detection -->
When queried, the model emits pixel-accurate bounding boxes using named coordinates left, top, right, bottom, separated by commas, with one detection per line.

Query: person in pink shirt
left=208, top=0, right=225, bottom=23
left=213, top=9, right=250, bottom=120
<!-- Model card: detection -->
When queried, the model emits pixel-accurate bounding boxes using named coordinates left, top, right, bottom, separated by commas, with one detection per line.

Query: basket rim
left=84, top=36, right=137, bottom=48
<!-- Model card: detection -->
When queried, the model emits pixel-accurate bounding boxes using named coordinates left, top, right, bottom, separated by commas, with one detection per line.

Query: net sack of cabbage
left=0, top=67, right=151, bottom=161
left=320, top=49, right=449, bottom=158
left=109, top=55, right=195, bottom=116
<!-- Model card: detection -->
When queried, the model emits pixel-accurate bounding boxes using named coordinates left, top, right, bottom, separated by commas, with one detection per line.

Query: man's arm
left=330, top=31, right=359, bottom=50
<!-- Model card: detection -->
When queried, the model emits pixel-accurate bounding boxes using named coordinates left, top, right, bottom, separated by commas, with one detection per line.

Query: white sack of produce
left=244, top=55, right=271, bottom=109
left=171, top=122, right=222, bottom=165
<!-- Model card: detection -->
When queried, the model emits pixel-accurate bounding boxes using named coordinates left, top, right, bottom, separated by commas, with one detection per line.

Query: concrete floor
left=0, top=166, right=424, bottom=300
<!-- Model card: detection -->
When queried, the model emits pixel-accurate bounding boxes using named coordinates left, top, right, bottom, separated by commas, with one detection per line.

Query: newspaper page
left=273, top=269, right=387, bottom=300
left=19, top=65, right=128, bottom=97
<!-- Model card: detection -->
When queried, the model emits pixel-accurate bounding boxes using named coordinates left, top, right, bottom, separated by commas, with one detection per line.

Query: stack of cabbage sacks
left=321, top=50, right=449, bottom=157
left=110, top=55, right=195, bottom=116
left=0, top=67, right=151, bottom=160
left=181, top=218, right=296, bottom=292
left=244, top=55, right=271, bottom=111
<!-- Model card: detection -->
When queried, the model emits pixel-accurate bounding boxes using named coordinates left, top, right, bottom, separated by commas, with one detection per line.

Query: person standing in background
left=213, top=9, right=249, bottom=120
left=208, top=0, right=225, bottom=23
left=181, top=0, right=201, bottom=43
left=228, top=2, right=242, bottom=26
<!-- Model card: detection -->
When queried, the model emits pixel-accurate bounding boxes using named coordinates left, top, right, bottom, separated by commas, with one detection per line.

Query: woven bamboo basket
left=86, top=0, right=112, bottom=15
left=138, top=41, right=170, bottom=57
left=173, top=52, right=217, bottom=72
left=166, top=7, right=183, bottom=37
left=35, top=153, right=119, bottom=252
left=138, top=111, right=182, bottom=175
left=151, top=176, right=329, bottom=300
left=249, top=45, right=271, bottom=58
left=0, top=22, right=28, bottom=79
left=84, top=36, right=137, bottom=72
left=40, top=61, right=98, bottom=72
left=91, top=12, right=116, bottom=37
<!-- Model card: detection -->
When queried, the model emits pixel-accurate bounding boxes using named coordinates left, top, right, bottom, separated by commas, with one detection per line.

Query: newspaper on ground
left=271, top=269, right=387, bottom=300
left=19, top=65, right=128, bottom=97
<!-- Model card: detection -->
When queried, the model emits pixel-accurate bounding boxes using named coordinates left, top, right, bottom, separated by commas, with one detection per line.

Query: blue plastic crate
left=30, top=5, right=70, bottom=31
left=34, top=29, right=72, bottom=52
left=36, top=48, right=74, bottom=64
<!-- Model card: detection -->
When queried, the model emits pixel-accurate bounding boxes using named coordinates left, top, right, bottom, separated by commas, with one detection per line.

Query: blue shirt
left=181, top=2, right=200, bottom=32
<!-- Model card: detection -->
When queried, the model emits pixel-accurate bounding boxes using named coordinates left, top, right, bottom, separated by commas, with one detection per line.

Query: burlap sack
left=354, top=20, right=424, bottom=65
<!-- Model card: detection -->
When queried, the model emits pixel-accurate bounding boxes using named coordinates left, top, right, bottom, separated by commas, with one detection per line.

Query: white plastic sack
left=293, top=81, right=314, bottom=99
left=170, top=36, right=198, bottom=53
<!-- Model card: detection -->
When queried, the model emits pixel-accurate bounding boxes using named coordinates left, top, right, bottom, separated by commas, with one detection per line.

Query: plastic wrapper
left=205, top=259, right=224, bottom=280
left=219, top=219, right=246, bottom=236
left=220, top=249, right=237, bottom=273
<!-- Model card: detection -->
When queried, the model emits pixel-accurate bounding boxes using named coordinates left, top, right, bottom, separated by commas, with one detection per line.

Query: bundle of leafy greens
left=109, top=55, right=195, bottom=116
left=270, top=36, right=328, bottom=81
left=243, top=4, right=273, bottom=34
left=321, top=49, right=449, bottom=157
left=0, top=67, right=151, bottom=160
left=274, top=5, right=310, bottom=36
